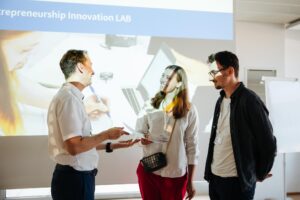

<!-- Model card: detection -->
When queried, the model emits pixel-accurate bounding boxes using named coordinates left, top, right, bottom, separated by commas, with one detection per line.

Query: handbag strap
left=164, top=119, right=177, bottom=154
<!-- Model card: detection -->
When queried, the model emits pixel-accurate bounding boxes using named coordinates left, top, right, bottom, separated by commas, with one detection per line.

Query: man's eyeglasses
left=208, top=68, right=226, bottom=77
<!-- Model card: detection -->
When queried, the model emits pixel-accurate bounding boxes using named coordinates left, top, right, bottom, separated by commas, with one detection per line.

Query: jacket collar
left=219, top=82, right=245, bottom=99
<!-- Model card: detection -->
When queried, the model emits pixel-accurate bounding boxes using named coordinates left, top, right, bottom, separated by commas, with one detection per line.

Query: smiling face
left=78, top=53, right=94, bottom=86
left=160, top=68, right=179, bottom=93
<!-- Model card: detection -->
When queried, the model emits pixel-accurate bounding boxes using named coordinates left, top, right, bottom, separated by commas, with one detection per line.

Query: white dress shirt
left=48, top=83, right=98, bottom=171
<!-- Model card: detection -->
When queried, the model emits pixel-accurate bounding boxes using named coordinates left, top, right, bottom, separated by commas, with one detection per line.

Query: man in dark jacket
left=204, top=51, right=277, bottom=200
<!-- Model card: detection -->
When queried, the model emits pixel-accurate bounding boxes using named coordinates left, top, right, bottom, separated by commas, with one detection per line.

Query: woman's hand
left=140, top=137, right=153, bottom=145
left=185, top=181, right=196, bottom=200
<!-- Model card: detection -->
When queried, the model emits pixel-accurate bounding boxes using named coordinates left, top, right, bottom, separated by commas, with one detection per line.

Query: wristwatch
left=105, top=142, right=113, bottom=153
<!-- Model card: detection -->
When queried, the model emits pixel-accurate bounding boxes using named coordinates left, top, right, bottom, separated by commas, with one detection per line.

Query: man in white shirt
left=48, top=49, right=129, bottom=200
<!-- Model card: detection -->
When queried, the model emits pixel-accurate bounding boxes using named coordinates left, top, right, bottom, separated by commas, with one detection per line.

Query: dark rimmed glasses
left=208, top=68, right=227, bottom=78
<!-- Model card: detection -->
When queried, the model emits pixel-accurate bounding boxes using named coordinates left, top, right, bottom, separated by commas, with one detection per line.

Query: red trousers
left=136, top=163, right=188, bottom=200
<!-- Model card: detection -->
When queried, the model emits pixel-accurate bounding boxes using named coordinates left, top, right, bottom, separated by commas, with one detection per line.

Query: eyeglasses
left=208, top=68, right=226, bottom=77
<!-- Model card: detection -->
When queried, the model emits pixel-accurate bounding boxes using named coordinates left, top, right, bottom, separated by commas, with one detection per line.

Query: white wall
left=236, top=21, right=300, bottom=193
left=284, top=29, right=300, bottom=193
left=236, top=22, right=285, bottom=81
left=285, top=30, right=300, bottom=78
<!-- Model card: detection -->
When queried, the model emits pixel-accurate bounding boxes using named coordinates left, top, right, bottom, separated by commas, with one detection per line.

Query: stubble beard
left=214, top=85, right=222, bottom=90
left=212, top=80, right=222, bottom=90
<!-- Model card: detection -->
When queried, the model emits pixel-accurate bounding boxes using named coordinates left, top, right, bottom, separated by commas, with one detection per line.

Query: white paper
left=123, top=122, right=144, bottom=140
left=123, top=122, right=168, bottom=143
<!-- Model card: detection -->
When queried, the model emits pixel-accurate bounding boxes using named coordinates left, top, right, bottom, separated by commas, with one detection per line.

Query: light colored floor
left=106, top=197, right=209, bottom=200
left=109, top=194, right=300, bottom=200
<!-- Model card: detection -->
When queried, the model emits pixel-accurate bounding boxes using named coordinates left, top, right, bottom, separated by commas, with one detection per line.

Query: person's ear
left=225, top=66, right=234, bottom=76
left=77, top=63, right=84, bottom=73
left=229, top=67, right=236, bottom=76
left=176, top=82, right=183, bottom=88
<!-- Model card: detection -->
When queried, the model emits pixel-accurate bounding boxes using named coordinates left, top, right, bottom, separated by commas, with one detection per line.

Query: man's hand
left=106, top=127, right=129, bottom=140
left=112, top=139, right=140, bottom=149
left=257, top=173, right=273, bottom=182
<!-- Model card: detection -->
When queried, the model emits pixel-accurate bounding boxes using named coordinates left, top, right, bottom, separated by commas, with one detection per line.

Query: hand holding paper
left=123, top=122, right=144, bottom=140
left=123, top=122, right=168, bottom=144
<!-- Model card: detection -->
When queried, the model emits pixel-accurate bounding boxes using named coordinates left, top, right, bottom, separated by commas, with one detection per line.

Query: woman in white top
left=136, top=65, right=200, bottom=200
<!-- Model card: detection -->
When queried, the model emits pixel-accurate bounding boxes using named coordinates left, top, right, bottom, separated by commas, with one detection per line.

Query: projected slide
left=0, top=0, right=233, bottom=136
left=1, top=0, right=233, bottom=39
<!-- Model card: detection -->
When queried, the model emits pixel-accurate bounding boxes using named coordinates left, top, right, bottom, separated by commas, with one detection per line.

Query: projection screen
left=0, top=0, right=234, bottom=189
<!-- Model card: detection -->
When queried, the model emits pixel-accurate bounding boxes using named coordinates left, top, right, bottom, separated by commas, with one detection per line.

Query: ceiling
left=235, top=0, right=300, bottom=26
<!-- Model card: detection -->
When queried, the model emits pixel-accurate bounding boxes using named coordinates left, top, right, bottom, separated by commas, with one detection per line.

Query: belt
left=55, top=164, right=98, bottom=176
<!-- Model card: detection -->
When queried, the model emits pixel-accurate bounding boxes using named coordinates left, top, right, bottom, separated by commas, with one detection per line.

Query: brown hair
left=59, top=49, right=88, bottom=79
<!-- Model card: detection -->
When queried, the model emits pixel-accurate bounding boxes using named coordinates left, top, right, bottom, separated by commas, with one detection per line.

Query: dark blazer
left=204, top=82, right=277, bottom=191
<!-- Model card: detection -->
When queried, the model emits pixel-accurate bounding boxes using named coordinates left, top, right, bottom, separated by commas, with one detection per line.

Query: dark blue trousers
left=51, top=164, right=98, bottom=200
left=209, top=174, right=256, bottom=200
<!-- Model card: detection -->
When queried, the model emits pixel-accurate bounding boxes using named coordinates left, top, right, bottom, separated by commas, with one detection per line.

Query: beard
left=215, top=85, right=222, bottom=90
left=210, top=78, right=223, bottom=90
left=212, top=80, right=222, bottom=90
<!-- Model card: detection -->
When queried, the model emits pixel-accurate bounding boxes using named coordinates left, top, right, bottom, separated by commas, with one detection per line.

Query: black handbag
left=141, top=152, right=167, bottom=172
left=141, top=120, right=176, bottom=172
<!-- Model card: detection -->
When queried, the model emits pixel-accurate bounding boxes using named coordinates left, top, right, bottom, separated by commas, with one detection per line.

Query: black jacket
left=204, top=82, right=277, bottom=191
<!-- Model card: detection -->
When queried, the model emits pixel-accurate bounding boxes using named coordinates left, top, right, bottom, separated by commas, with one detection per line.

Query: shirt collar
left=63, top=82, right=84, bottom=100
